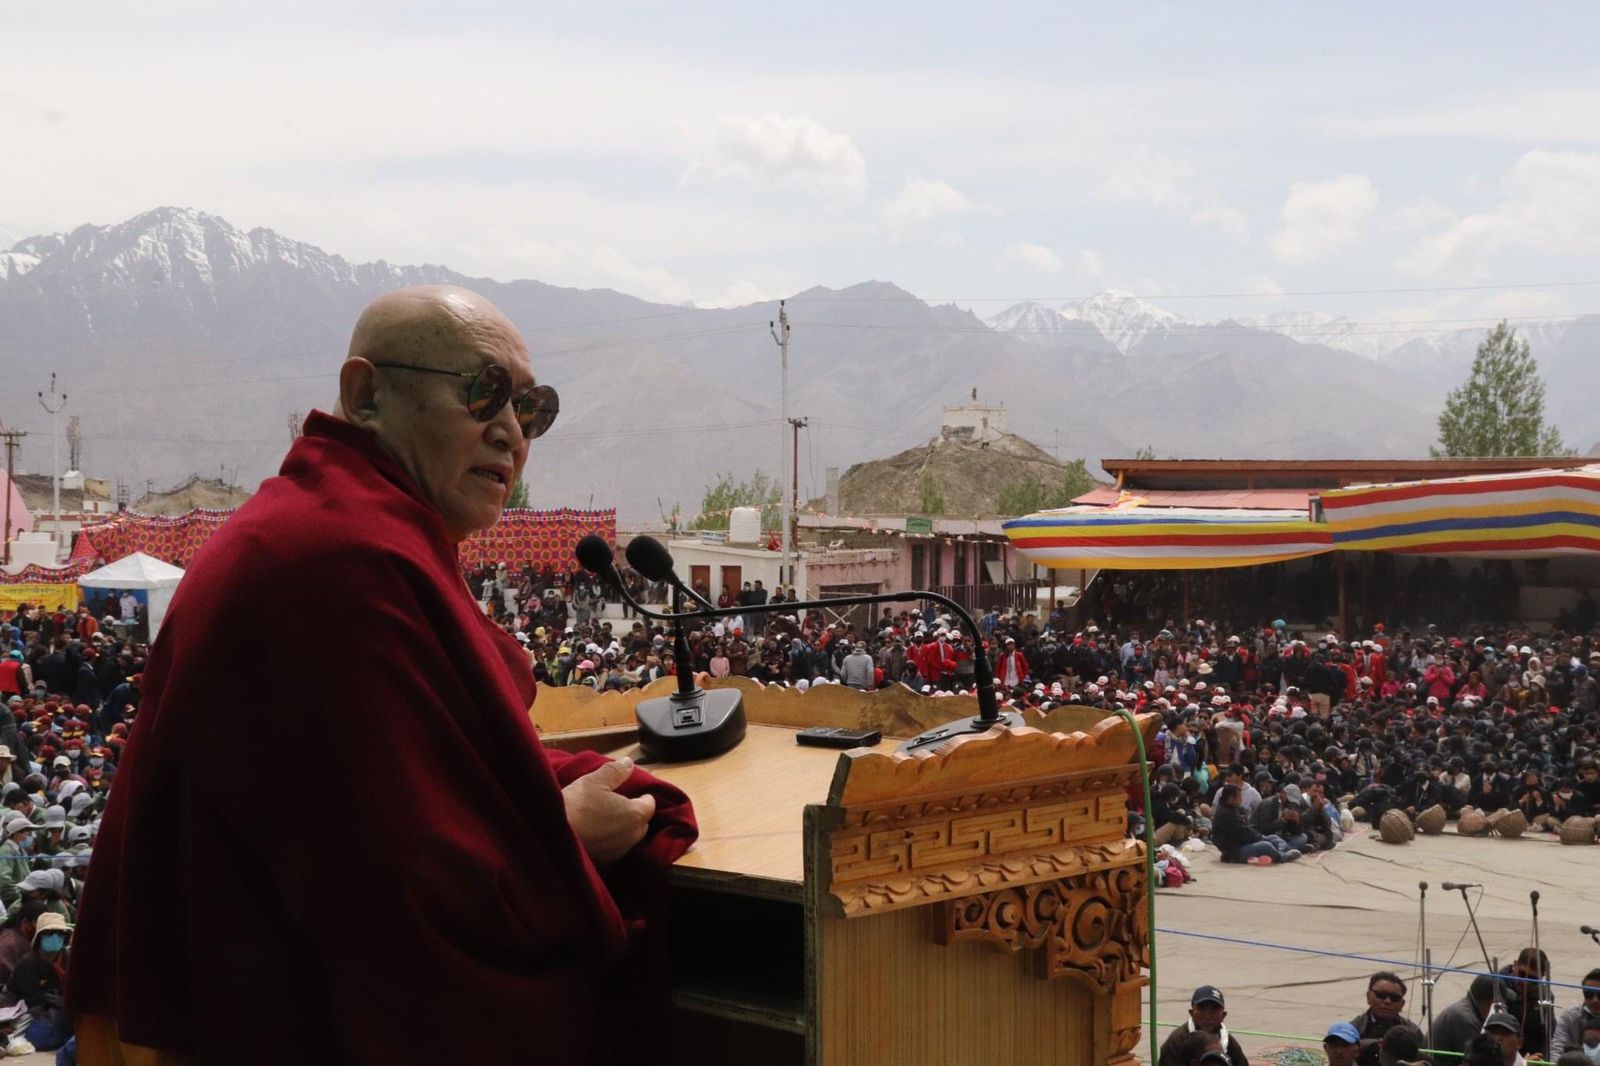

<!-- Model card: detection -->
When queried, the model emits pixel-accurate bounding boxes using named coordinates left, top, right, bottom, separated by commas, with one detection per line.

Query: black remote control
left=795, top=726, right=882, bottom=749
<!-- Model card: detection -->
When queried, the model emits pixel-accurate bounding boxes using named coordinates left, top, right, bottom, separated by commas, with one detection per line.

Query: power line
left=791, top=279, right=1600, bottom=302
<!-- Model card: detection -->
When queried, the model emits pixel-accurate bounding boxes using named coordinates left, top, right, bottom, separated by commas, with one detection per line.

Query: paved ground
left=1146, top=826, right=1600, bottom=1063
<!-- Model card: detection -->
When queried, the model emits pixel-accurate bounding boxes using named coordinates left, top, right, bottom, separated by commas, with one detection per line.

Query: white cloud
left=1315, top=90, right=1600, bottom=144
left=1188, top=203, right=1250, bottom=244
left=1003, top=241, right=1063, bottom=273
left=1385, top=198, right=1456, bottom=233
left=1398, top=150, right=1600, bottom=276
left=498, top=238, right=693, bottom=305
left=1239, top=273, right=1283, bottom=296
left=683, top=113, right=867, bottom=195
left=882, top=178, right=971, bottom=229
left=1477, top=289, right=1568, bottom=319
left=1268, top=174, right=1378, bottom=264
left=701, top=278, right=770, bottom=309
left=1095, top=145, right=1249, bottom=244
left=1075, top=249, right=1106, bottom=282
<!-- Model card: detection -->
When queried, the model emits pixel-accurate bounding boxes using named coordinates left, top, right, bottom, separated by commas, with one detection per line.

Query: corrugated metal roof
left=1073, top=487, right=1312, bottom=511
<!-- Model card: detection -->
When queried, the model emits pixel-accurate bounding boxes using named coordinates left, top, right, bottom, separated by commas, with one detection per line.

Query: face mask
left=89, top=757, right=104, bottom=768
left=37, top=933, right=63, bottom=954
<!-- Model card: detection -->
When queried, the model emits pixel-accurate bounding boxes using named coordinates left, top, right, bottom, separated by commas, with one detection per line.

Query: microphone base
left=636, top=687, right=747, bottom=763
left=898, top=711, right=1025, bottom=753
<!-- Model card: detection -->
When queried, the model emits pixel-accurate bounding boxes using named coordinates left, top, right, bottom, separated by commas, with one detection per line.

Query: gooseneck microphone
left=575, top=534, right=1022, bottom=755
left=625, top=536, right=716, bottom=611
left=574, top=534, right=746, bottom=762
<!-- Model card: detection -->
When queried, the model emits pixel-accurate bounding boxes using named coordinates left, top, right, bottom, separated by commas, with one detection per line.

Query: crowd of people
left=8, top=545, right=1600, bottom=1061
left=0, top=602, right=128, bottom=1058
left=1161, top=968, right=1600, bottom=1066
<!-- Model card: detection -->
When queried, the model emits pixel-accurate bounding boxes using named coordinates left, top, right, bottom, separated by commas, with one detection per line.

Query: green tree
left=994, top=459, right=1098, bottom=516
left=690, top=470, right=783, bottom=530
left=1134, top=445, right=1157, bottom=461
left=918, top=470, right=946, bottom=515
left=995, top=475, right=1049, bottom=517
left=506, top=478, right=530, bottom=508
left=1432, top=321, right=1570, bottom=457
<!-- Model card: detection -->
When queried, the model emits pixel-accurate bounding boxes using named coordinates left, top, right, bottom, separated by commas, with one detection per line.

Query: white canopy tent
left=77, top=552, right=186, bottom=641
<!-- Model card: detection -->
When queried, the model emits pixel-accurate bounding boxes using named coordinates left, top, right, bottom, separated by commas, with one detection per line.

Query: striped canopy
left=1002, top=505, right=1329, bottom=570
left=1320, top=465, right=1600, bottom=557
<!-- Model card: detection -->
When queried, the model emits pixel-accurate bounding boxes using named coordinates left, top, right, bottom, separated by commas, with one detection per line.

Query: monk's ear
left=338, top=358, right=380, bottom=426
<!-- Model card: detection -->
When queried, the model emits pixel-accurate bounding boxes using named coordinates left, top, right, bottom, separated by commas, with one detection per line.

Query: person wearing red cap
left=70, top=287, right=698, bottom=1065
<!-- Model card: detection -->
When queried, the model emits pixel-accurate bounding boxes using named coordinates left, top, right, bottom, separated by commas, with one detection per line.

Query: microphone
left=626, top=536, right=716, bottom=611
left=575, top=535, right=621, bottom=589
left=1442, top=882, right=1483, bottom=891
left=1581, top=925, right=1598, bottom=936
left=578, top=535, right=745, bottom=762
left=575, top=536, right=1022, bottom=756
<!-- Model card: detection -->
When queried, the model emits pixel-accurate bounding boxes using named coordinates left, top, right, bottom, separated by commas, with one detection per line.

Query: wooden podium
left=535, top=679, right=1155, bottom=1066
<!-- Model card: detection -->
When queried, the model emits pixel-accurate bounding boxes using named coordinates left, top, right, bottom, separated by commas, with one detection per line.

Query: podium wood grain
left=612, top=724, right=886, bottom=893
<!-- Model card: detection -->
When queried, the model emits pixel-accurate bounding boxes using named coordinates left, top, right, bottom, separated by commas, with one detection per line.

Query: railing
left=929, top=580, right=1040, bottom=614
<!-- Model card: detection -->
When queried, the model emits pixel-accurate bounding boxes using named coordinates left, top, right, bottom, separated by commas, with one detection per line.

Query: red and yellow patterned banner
left=0, top=559, right=101, bottom=586
left=69, top=507, right=616, bottom=575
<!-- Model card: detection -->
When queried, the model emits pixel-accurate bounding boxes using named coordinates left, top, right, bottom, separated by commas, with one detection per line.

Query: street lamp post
left=37, top=374, right=67, bottom=558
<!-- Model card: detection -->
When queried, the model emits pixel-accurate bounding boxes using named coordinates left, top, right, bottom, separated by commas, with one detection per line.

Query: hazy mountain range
left=0, top=207, right=1593, bottom=526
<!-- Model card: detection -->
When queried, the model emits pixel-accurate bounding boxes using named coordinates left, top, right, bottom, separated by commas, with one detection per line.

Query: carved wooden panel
left=942, top=860, right=1148, bottom=988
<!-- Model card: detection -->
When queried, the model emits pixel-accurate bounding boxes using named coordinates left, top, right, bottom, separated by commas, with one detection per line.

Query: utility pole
left=37, top=374, right=67, bottom=557
left=769, top=301, right=791, bottom=586
left=789, top=416, right=808, bottom=594
left=0, top=426, right=27, bottom=565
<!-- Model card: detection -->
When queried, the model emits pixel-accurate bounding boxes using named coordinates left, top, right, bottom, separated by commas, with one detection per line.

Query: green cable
left=1112, top=708, right=1159, bottom=1066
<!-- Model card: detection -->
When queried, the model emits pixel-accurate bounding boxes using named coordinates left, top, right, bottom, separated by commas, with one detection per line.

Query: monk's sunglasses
left=373, top=362, right=559, bottom=439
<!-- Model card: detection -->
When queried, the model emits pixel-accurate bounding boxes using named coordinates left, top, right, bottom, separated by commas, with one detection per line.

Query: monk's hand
left=562, top=757, right=657, bottom=866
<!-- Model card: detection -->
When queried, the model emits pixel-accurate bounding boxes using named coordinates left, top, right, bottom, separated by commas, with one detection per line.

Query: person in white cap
left=0, top=820, right=33, bottom=907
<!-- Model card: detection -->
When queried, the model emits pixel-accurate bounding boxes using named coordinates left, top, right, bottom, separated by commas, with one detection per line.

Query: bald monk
left=69, top=287, right=697, bottom=1064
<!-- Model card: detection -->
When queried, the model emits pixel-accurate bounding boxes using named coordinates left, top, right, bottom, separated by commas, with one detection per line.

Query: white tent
left=77, top=552, right=186, bottom=641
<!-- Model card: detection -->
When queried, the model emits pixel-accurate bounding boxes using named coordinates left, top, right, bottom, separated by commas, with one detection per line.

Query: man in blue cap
left=1158, top=985, right=1250, bottom=1066
left=1324, top=1022, right=1362, bottom=1066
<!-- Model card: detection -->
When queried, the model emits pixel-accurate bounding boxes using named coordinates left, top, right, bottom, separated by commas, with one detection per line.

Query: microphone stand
left=590, top=575, right=1021, bottom=750
left=1419, top=882, right=1434, bottom=1050
left=1450, top=884, right=1503, bottom=1010
left=1531, top=891, right=1553, bottom=1062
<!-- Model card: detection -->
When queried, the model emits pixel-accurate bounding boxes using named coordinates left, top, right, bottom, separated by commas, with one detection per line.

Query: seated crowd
left=6, top=557, right=1600, bottom=1062
left=1162, top=968, right=1600, bottom=1066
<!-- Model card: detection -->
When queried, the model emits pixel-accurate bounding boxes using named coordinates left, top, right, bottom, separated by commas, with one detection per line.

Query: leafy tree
left=1432, top=321, right=1570, bottom=457
left=506, top=478, right=530, bottom=508
left=1134, top=445, right=1157, bottom=461
left=994, top=459, right=1098, bottom=516
left=918, top=470, right=946, bottom=515
left=995, top=475, right=1049, bottom=517
left=690, top=470, right=782, bottom=530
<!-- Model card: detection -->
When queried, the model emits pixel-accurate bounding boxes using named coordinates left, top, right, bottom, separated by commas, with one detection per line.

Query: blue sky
left=5, top=0, right=1599, bottom=327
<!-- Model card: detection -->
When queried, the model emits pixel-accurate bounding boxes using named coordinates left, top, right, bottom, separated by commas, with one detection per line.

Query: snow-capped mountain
left=11, top=206, right=1577, bottom=522
left=981, top=301, right=1118, bottom=353
left=1238, top=310, right=1398, bottom=360
left=1054, top=289, right=1189, bottom=355
left=987, top=290, right=1193, bottom=356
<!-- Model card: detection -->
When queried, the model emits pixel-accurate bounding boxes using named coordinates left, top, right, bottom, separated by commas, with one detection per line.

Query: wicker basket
left=1416, top=805, right=1447, bottom=835
left=1456, top=809, right=1490, bottom=836
left=1488, top=808, right=1527, bottom=839
left=1559, top=816, right=1596, bottom=845
left=1379, top=808, right=1415, bottom=844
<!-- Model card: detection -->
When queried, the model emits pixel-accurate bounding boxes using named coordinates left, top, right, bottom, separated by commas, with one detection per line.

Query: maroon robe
left=70, top=412, right=697, bottom=1063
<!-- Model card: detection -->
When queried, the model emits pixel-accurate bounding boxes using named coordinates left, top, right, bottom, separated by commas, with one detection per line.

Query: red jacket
left=996, top=649, right=1029, bottom=687
left=71, top=413, right=697, bottom=1064
left=916, top=639, right=957, bottom=683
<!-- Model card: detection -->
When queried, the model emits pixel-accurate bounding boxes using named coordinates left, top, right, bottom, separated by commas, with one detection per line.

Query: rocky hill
left=831, top=426, right=1093, bottom=517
